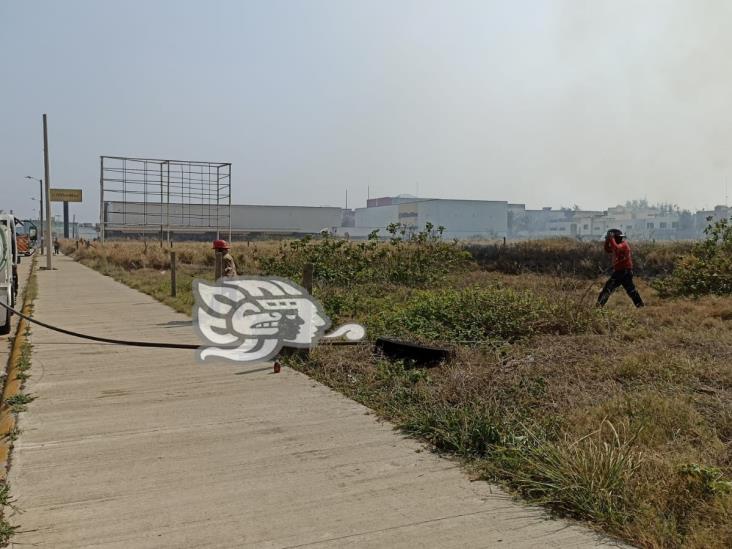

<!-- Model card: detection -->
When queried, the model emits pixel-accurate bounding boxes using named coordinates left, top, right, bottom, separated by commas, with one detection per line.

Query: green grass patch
left=5, top=393, right=35, bottom=414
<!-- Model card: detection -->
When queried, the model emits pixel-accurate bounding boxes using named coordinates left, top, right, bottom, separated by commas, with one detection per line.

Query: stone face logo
left=193, top=277, right=365, bottom=362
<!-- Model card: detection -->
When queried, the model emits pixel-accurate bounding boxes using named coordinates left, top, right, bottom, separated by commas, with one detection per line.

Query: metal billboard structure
left=99, top=156, right=231, bottom=242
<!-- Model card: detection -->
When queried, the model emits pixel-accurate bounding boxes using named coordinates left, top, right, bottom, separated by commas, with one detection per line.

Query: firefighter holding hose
left=597, top=228, right=644, bottom=308
left=213, top=239, right=237, bottom=278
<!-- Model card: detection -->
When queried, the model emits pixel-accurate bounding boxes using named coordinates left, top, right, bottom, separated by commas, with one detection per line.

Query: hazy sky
left=2, top=0, right=732, bottom=222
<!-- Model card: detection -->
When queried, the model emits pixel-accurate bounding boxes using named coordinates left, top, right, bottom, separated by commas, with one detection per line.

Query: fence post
left=302, top=262, right=314, bottom=294
left=170, top=251, right=177, bottom=297
left=214, top=251, right=223, bottom=281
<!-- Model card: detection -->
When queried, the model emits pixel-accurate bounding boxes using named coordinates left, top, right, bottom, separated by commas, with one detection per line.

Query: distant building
left=355, top=198, right=507, bottom=240
left=102, top=202, right=343, bottom=239
left=508, top=205, right=567, bottom=237
left=695, top=205, right=730, bottom=234
left=545, top=212, right=606, bottom=239
left=603, top=206, right=683, bottom=240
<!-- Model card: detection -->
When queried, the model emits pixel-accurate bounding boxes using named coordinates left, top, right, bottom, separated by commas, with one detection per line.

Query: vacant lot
left=63, top=235, right=732, bottom=548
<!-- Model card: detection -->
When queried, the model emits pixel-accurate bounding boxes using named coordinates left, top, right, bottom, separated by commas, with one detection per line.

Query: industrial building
left=354, top=196, right=508, bottom=239
left=103, top=196, right=508, bottom=241
left=102, top=201, right=344, bottom=239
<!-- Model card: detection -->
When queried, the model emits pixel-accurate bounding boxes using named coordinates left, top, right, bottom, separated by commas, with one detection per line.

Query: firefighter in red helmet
left=213, top=239, right=237, bottom=278
left=597, top=229, right=644, bottom=308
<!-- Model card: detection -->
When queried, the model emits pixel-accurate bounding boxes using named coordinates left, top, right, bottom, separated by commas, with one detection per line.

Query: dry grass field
left=62, top=235, right=732, bottom=548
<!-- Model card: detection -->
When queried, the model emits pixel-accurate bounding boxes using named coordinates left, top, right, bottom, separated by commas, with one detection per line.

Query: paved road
left=8, top=255, right=623, bottom=548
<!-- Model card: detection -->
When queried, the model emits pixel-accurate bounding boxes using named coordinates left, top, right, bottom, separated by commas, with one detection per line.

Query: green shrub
left=5, top=392, right=35, bottom=413
left=654, top=219, right=732, bottom=297
left=370, top=286, right=543, bottom=343
left=679, top=464, right=732, bottom=498
left=258, top=224, right=471, bottom=287
left=368, top=285, right=605, bottom=344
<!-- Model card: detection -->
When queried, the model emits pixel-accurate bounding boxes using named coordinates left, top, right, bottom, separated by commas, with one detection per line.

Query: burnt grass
left=65, top=238, right=732, bottom=548
left=465, top=238, right=694, bottom=278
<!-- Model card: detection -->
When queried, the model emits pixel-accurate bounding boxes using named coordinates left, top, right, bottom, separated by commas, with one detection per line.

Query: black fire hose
left=0, top=300, right=361, bottom=350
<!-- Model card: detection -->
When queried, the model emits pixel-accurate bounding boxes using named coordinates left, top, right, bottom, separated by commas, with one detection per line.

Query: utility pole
left=39, top=179, right=44, bottom=253
left=42, top=114, right=53, bottom=268
left=63, top=201, right=69, bottom=238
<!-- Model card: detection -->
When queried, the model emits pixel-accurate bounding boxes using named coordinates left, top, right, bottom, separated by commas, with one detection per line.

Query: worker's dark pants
left=597, top=269, right=644, bottom=308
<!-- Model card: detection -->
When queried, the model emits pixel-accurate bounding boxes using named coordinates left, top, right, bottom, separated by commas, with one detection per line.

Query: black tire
left=0, top=315, right=10, bottom=335
left=374, top=337, right=451, bottom=366
left=1, top=285, right=12, bottom=335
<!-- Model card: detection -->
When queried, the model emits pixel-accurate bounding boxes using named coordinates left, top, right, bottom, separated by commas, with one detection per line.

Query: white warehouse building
left=103, top=201, right=344, bottom=237
left=354, top=198, right=508, bottom=240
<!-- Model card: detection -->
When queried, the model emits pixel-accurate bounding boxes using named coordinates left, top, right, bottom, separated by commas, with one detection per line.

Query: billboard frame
left=99, top=156, right=232, bottom=243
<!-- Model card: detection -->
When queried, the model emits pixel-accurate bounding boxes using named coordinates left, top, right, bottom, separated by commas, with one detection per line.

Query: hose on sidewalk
left=0, top=300, right=362, bottom=349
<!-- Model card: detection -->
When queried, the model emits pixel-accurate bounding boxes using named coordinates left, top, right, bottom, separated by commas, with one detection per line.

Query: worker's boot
left=629, top=290, right=644, bottom=308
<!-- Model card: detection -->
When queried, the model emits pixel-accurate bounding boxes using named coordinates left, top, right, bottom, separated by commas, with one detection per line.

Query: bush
left=258, top=224, right=471, bottom=287
left=368, top=284, right=608, bottom=344
left=654, top=219, right=732, bottom=297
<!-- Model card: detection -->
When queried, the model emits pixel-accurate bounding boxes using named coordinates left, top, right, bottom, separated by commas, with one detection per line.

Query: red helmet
left=212, top=239, right=230, bottom=250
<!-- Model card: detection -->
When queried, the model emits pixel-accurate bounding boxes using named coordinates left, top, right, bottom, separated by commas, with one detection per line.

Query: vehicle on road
left=16, top=220, right=38, bottom=256
left=0, top=214, right=20, bottom=335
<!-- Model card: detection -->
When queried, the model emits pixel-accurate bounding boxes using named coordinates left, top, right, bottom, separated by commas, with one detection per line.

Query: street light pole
left=42, top=114, right=52, bottom=268
left=25, top=175, right=44, bottom=255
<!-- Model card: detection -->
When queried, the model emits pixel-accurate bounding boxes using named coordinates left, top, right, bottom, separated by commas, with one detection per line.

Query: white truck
left=0, top=214, right=19, bottom=335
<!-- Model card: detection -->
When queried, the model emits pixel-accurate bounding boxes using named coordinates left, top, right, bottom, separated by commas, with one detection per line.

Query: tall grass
left=496, top=421, right=642, bottom=528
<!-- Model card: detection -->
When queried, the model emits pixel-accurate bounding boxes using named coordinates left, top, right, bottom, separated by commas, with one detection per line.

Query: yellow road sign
left=50, top=188, right=83, bottom=202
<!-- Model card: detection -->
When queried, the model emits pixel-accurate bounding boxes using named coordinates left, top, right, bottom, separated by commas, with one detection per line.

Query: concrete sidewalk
left=9, top=255, right=622, bottom=548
